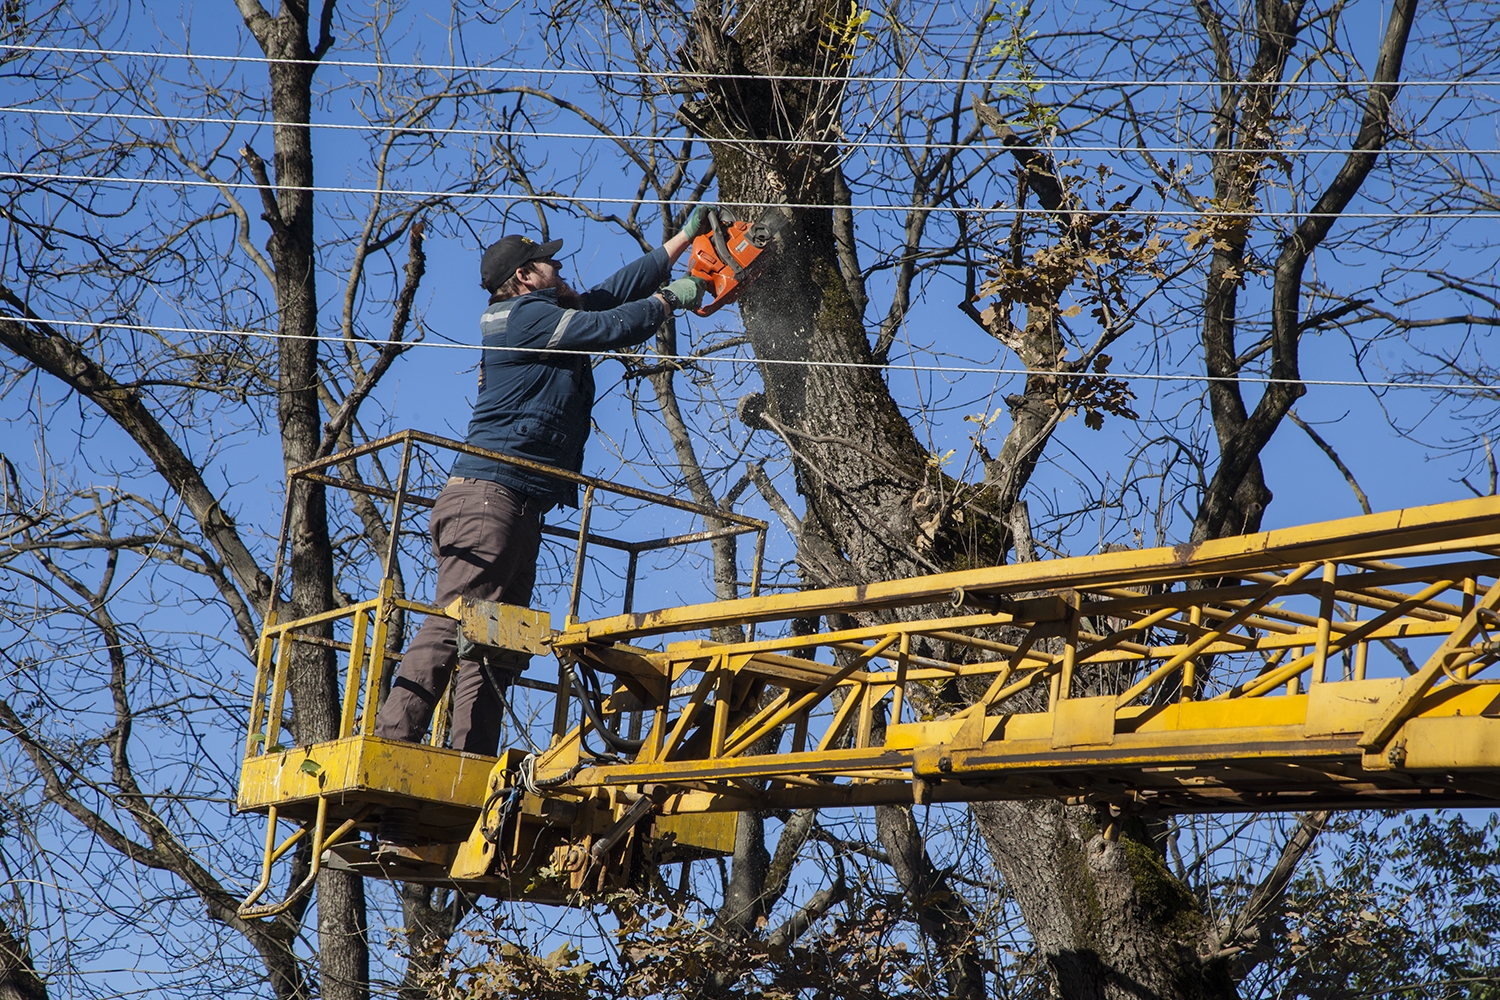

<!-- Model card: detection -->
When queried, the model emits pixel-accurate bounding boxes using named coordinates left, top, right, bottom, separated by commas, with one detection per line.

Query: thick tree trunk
left=682, top=0, right=1419, bottom=992
left=970, top=512, right=1228, bottom=998
left=683, top=2, right=934, bottom=583
left=737, top=196, right=933, bottom=580
left=972, top=802, right=1231, bottom=999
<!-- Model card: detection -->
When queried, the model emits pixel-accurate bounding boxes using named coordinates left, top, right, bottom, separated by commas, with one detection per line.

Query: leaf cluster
left=422, top=892, right=933, bottom=1000
left=1254, top=812, right=1500, bottom=999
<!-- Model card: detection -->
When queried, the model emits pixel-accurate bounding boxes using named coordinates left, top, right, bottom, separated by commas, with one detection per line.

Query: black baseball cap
left=480, top=234, right=564, bottom=291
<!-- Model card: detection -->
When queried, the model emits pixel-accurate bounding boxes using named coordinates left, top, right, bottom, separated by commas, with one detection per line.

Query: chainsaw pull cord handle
left=706, top=209, right=746, bottom=282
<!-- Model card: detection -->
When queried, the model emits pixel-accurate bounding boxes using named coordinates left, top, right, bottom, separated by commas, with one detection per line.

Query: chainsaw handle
left=707, top=210, right=744, bottom=281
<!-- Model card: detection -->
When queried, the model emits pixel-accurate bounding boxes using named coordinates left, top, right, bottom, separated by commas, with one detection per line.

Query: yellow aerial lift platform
left=236, top=431, right=1500, bottom=917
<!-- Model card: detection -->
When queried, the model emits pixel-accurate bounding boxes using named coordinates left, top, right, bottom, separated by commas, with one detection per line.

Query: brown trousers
left=373, top=478, right=543, bottom=755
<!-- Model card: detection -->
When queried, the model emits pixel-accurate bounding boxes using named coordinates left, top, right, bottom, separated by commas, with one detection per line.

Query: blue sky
left=3, top=0, right=1499, bottom=995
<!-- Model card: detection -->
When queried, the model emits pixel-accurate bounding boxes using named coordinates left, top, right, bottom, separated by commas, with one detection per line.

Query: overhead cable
left=4, top=43, right=1498, bottom=89
left=5, top=314, right=1494, bottom=394
left=4, top=105, right=1496, bottom=157
left=3, top=170, right=1496, bottom=220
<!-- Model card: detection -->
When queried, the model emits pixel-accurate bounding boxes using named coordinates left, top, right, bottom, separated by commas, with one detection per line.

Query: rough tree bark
left=675, top=3, right=1021, bottom=996
left=680, top=4, right=934, bottom=584
left=0, top=920, right=47, bottom=1000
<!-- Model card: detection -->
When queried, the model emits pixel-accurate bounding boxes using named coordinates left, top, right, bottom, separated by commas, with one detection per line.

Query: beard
left=556, top=284, right=583, bottom=309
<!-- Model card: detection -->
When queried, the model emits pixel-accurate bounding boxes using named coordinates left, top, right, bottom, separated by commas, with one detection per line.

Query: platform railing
left=243, top=429, right=768, bottom=782
left=236, top=432, right=769, bottom=917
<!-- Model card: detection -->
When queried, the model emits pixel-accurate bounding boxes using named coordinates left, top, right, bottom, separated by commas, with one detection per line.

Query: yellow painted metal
left=448, top=752, right=523, bottom=881
left=1312, top=561, right=1337, bottom=684
left=656, top=810, right=737, bottom=856
left=1359, top=576, right=1500, bottom=753
left=268, top=597, right=383, bottom=633
left=890, top=632, right=911, bottom=723
left=1405, top=716, right=1500, bottom=769
left=1303, top=678, right=1403, bottom=734
left=1181, top=604, right=1202, bottom=702
left=246, top=611, right=277, bottom=755
left=237, top=431, right=770, bottom=912
left=363, top=579, right=401, bottom=734
left=237, top=799, right=373, bottom=919
left=1232, top=577, right=1462, bottom=699
left=452, top=597, right=553, bottom=656
left=1051, top=696, right=1116, bottom=749
left=559, top=496, right=1500, bottom=644
left=237, top=735, right=497, bottom=815
left=657, top=661, right=717, bottom=762
left=238, top=477, right=1500, bottom=908
left=531, top=496, right=1500, bottom=818
left=339, top=607, right=369, bottom=739
left=264, top=624, right=293, bottom=750
left=238, top=799, right=325, bottom=917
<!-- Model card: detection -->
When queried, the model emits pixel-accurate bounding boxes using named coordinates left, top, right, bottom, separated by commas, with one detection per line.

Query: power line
left=6, top=105, right=1499, bottom=158
left=6, top=314, right=1496, bottom=394
left=4, top=170, right=1497, bottom=220
left=5, top=43, right=1499, bottom=89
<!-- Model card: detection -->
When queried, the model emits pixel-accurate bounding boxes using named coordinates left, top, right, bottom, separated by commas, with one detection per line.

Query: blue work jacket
left=449, top=247, right=671, bottom=505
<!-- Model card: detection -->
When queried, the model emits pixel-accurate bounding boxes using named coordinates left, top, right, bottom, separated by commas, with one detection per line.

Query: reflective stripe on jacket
left=449, top=246, right=670, bottom=505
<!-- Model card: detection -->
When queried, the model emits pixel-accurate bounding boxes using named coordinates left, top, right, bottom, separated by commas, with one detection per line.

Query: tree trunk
left=682, top=1, right=935, bottom=585
left=235, top=2, right=370, bottom=997
left=972, top=802, right=1231, bottom=999
left=0, top=920, right=46, bottom=1000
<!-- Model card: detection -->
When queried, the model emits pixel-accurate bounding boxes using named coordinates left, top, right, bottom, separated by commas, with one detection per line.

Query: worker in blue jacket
left=374, top=215, right=708, bottom=774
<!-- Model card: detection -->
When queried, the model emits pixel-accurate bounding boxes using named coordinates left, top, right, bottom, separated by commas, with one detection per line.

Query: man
left=373, top=212, right=708, bottom=763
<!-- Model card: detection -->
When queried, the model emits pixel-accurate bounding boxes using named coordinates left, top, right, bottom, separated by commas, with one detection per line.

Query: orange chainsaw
left=685, top=208, right=786, bottom=317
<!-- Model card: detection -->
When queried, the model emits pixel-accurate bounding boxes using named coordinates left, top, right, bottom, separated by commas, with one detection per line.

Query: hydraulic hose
left=563, top=661, right=645, bottom=754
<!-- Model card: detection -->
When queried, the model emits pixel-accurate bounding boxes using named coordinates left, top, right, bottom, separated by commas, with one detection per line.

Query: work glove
left=680, top=204, right=712, bottom=241
left=660, top=276, right=707, bottom=312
